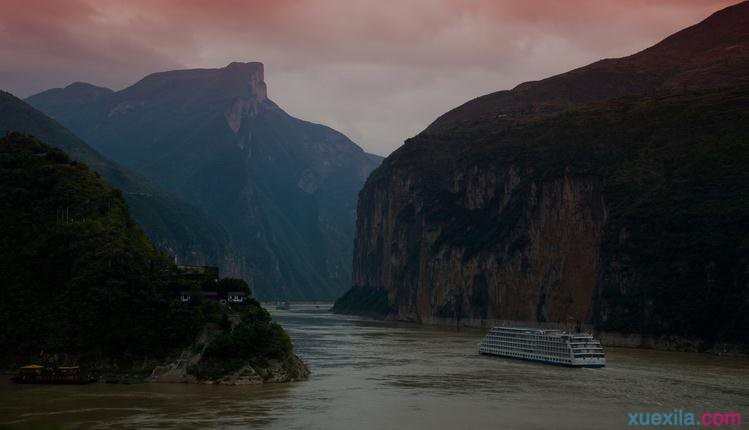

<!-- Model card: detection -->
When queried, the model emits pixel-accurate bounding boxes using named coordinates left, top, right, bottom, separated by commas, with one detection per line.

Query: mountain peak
left=27, top=82, right=113, bottom=107
left=120, top=61, right=268, bottom=104
left=219, top=61, right=266, bottom=100
left=224, top=61, right=264, bottom=78
left=64, top=81, right=111, bottom=91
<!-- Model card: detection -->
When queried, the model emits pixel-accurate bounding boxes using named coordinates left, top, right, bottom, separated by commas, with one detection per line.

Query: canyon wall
left=336, top=2, right=749, bottom=347
left=353, top=164, right=606, bottom=325
left=340, top=87, right=749, bottom=347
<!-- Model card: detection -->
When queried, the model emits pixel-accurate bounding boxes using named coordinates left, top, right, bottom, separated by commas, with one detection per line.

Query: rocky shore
left=149, top=324, right=309, bottom=385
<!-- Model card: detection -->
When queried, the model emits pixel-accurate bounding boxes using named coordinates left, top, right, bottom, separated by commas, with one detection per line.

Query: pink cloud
left=0, top=0, right=739, bottom=155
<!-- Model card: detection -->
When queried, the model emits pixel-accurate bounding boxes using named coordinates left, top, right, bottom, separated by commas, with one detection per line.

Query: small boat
left=276, top=300, right=291, bottom=310
left=12, top=364, right=92, bottom=384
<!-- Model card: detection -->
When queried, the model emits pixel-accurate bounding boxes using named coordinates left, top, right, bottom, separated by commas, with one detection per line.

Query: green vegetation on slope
left=188, top=301, right=292, bottom=380
left=0, top=90, right=236, bottom=277
left=0, top=133, right=294, bottom=373
left=0, top=133, right=191, bottom=361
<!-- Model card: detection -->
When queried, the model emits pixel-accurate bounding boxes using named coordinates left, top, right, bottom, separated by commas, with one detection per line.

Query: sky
left=0, top=0, right=738, bottom=156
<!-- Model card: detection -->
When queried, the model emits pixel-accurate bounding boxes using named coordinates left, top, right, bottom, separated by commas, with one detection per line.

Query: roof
left=20, top=364, right=44, bottom=369
left=491, top=326, right=566, bottom=335
left=227, top=291, right=247, bottom=295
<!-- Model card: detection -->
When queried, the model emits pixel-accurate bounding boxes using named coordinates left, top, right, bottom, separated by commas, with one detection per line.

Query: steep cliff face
left=353, top=164, right=606, bottom=325
left=28, top=62, right=381, bottom=299
left=339, top=2, right=749, bottom=346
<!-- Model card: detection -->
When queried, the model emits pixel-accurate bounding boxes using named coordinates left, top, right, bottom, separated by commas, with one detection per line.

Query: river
left=1, top=304, right=747, bottom=429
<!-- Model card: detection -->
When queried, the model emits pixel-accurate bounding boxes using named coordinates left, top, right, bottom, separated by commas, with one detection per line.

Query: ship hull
left=479, top=352, right=605, bottom=368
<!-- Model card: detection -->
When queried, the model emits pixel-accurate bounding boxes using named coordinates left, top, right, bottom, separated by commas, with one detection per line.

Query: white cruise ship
left=479, top=326, right=606, bottom=368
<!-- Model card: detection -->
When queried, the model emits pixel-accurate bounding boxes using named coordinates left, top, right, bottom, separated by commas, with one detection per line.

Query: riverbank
left=332, top=310, right=748, bottom=357
left=2, top=309, right=311, bottom=386
left=1, top=353, right=309, bottom=386
left=149, top=322, right=309, bottom=385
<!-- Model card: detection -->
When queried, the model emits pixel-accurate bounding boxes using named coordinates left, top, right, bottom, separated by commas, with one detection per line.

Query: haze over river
left=2, top=304, right=747, bottom=429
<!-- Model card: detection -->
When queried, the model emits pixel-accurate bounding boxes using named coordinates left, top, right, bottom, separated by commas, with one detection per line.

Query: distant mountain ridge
left=29, top=62, right=382, bottom=299
left=337, top=1, right=749, bottom=350
left=426, top=0, right=749, bottom=135
left=0, top=90, right=239, bottom=270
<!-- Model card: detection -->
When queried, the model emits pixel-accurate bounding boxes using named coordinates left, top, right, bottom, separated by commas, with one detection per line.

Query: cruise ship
left=478, top=326, right=606, bottom=368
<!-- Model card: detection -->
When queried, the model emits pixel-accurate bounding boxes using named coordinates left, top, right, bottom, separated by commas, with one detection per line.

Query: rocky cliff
left=149, top=320, right=309, bottom=385
left=28, top=62, right=382, bottom=300
left=337, top=2, right=749, bottom=348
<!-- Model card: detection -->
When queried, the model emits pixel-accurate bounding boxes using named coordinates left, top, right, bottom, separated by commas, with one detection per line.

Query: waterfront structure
left=479, top=326, right=606, bottom=368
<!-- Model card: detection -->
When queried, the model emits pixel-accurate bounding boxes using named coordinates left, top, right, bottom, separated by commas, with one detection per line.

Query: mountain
left=335, top=2, right=749, bottom=350
left=0, top=90, right=239, bottom=271
left=427, top=0, right=749, bottom=134
left=29, top=62, right=382, bottom=300
left=0, top=133, right=307, bottom=383
left=0, top=132, right=192, bottom=362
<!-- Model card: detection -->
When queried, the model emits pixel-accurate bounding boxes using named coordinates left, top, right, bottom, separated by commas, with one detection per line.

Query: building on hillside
left=179, top=290, right=248, bottom=306
left=175, top=265, right=250, bottom=306
left=227, top=291, right=248, bottom=304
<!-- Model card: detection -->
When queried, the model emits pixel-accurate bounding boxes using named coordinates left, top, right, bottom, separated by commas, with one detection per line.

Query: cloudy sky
left=0, top=0, right=737, bottom=155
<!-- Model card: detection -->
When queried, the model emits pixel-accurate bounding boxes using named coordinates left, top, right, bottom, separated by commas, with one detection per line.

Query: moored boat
left=11, top=364, right=92, bottom=384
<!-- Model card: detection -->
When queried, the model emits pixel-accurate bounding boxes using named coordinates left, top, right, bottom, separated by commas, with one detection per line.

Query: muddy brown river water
left=1, top=304, right=747, bottom=429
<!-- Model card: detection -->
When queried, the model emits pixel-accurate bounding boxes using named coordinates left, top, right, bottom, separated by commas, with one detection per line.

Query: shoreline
left=331, top=310, right=748, bottom=358
left=0, top=353, right=310, bottom=386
